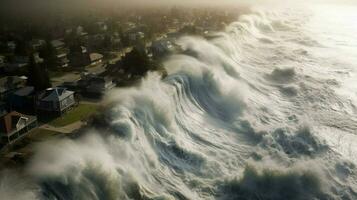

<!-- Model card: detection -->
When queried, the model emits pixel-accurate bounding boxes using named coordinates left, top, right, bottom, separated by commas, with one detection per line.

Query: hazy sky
left=1, top=0, right=355, bottom=18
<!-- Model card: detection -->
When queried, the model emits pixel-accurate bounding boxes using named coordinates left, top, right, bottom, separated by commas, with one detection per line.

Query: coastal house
left=8, top=86, right=36, bottom=112
left=0, top=111, right=37, bottom=144
left=0, top=55, right=5, bottom=72
left=126, top=29, right=145, bottom=44
left=4, top=56, right=29, bottom=72
left=0, top=102, right=7, bottom=116
left=51, top=40, right=65, bottom=50
left=95, top=22, right=108, bottom=33
left=30, top=39, right=46, bottom=51
left=89, top=53, right=104, bottom=66
left=36, top=87, right=75, bottom=115
left=77, top=73, right=114, bottom=95
left=7, top=41, right=16, bottom=52
left=69, top=46, right=90, bottom=67
left=76, top=26, right=88, bottom=37
left=110, top=32, right=122, bottom=50
left=88, top=34, right=105, bottom=49
left=56, top=52, right=70, bottom=68
left=150, top=39, right=174, bottom=59
left=86, top=76, right=115, bottom=95
left=0, top=76, right=27, bottom=101
left=51, top=40, right=70, bottom=68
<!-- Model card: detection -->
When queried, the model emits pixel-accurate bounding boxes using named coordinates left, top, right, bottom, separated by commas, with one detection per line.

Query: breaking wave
left=2, top=5, right=357, bottom=200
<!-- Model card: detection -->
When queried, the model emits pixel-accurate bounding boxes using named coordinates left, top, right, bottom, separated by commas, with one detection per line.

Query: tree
left=27, top=54, right=51, bottom=91
left=121, top=47, right=159, bottom=77
left=39, top=40, right=57, bottom=69
left=15, top=40, right=28, bottom=56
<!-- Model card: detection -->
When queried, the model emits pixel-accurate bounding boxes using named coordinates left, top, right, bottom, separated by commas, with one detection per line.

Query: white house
left=0, top=111, right=37, bottom=144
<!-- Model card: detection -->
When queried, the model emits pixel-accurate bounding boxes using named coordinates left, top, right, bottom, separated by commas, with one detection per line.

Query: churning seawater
left=1, top=4, right=357, bottom=200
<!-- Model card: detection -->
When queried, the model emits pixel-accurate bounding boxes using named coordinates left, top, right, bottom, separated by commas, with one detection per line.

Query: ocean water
left=1, top=4, right=357, bottom=200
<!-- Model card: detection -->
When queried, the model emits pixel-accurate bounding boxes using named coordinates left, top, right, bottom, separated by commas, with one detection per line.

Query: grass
left=5, top=128, right=62, bottom=156
left=27, top=128, right=62, bottom=142
left=49, top=104, right=99, bottom=127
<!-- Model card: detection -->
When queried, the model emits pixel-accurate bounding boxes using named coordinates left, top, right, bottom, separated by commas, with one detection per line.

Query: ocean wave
left=217, top=165, right=330, bottom=200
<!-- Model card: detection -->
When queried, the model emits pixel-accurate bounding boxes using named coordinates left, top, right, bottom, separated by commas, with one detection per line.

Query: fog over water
left=1, top=1, right=357, bottom=200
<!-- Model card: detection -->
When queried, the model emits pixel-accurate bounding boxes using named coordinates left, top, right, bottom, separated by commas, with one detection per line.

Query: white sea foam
left=1, top=4, right=357, bottom=200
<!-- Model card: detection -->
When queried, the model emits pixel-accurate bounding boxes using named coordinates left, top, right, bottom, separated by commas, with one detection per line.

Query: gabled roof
left=38, top=87, right=74, bottom=102
left=0, top=111, right=34, bottom=135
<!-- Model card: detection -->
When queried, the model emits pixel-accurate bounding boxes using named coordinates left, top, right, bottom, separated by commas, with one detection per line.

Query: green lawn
left=49, top=104, right=99, bottom=127
left=10, top=128, right=62, bottom=155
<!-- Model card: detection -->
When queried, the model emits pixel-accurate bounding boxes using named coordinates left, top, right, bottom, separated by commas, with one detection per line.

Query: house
left=30, top=39, right=46, bottom=51
left=167, top=31, right=182, bottom=41
left=4, top=56, right=29, bottom=72
left=33, top=52, right=44, bottom=64
left=0, top=102, right=6, bottom=116
left=77, top=73, right=114, bottom=95
left=150, top=39, right=174, bottom=59
left=36, top=87, right=75, bottom=115
left=0, top=76, right=27, bottom=101
left=51, top=40, right=65, bottom=50
left=8, top=86, right=35, bottom=112
left=69, top=46, right=90, bottom=67
left=7, top=41, right=16, bottom=52
left=51, top=40, right=70, bottom=68
left=89, top=53, right=104, bottom=66
left=56, top=53, right=70, bottom=68
left=0, top=55, right=5, bottom=66
left=95, top=22, right=108, bottom=32
left=110, top=32, right=122, bottom=50
left=86, top=76, right=115, bottom=95
left=76, top=26, right=87, bottom=36
left=0, top=111, right=37, bottom=144
left=0, top=55, right=5, bottom=72
left=88, top=34, right=106, bottom=50
left=126, top=29, right=145, bottom=44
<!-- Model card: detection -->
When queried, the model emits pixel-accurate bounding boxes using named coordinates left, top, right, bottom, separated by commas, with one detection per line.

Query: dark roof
left=38, top=87, right=74, bottom=102
left=0, top=76, right=26, bottom=93
left=13, top=86, right=35, bottom=97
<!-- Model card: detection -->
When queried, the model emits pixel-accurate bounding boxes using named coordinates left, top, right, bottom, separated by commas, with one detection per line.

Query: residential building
left=0, top=76, right=27, bottom=101
left=69, top=46, right=90, bottom=67
left=0, top=111, right=37, bottom=144
left=7, top=41, right=16, bottom=52
left=95, top=22, right=108, bottom=33
left=4, top=56, right=29, bottom=72
left=0, top=102, right=6, bottom=116
left=51, top=40, right=70, bottom=68
left=30, top=39, right=46, bottom=51
left=51, top=40, right=65, bottom=50
left=150, top=39, right=174, bottom=59
left=9, top=86, right=35, bottom=112
left=86, top=76, right=115, bottom=95
left=36, top=87, right=75, bottom=115
left=89, top=53, right=104, bottom=66
left=127, top=30, right=145, bottom=44
left=77, top=73, right=114, bottom=95
left=0, top=55, right=5, bottom=72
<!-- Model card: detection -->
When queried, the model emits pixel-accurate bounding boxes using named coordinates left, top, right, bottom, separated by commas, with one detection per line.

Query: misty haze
left=0, top=0, right=357, bottom=200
